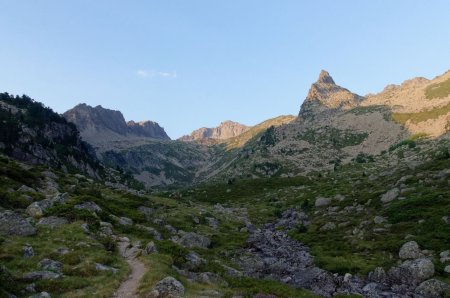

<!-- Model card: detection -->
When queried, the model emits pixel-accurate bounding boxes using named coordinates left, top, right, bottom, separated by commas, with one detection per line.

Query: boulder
left=175, top=232, right=211, bottom=249
left=37, top=216, right=68, bottom=228
left=315, top=197, right=331, bottom=207
left=182, top=251, right=205, bottom=271
left=23, top=244, right=34, bottom=258
left=118, top=217, right=133, bottom=226
left=373, top=216, right=387, bottom=224
left=367, top=267, right=386, bottom=284
left=95, top=263, right=118, bottom=274
left=445, top=265, right=450, bottom=274
left=147, top=276, right=185, bottom=298
left=399, top=241, right=422, bottom=260
left=380, top=188, right=399, bottom=203
left=389, top=258, right=435, bottom=285
left=415, top=279, right=450, bottom=298
left=320, top=222, right=336, bottom=231
left=440, top=250, right=450, bottom=263
left=144, top=241, right=157, bottom=255
left=442, top=216, right=450, bottom=224
left=74, top=201, right=102, bottom=213
left=0, top=210, right=36, bottom=236
left=205, top=217, right=219, bottom=229
left=99, top=221, right=113, bottom=236
left=38, top=259, right=62, bottom=274
left=26, top=193, right=69, bottom=218
left=26, top=200, right=52, bottom=218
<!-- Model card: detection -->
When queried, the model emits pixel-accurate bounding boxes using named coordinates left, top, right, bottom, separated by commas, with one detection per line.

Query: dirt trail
left=113, top=238, right=146, bottom=298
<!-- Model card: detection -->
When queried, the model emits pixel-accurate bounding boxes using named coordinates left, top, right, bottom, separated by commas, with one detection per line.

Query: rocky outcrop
left=179, top=120, right=249, bottom=142
left=235, top=210, right=449, bottom=297
left=298, top=70, right=364, bottom=121
left=0, top=210, right=36, bottom=236
left=63, top=103, right=170, bottom=146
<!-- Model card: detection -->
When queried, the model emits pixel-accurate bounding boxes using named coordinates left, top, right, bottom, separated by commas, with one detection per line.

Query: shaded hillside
left=0, top=93, right=100, bottom=177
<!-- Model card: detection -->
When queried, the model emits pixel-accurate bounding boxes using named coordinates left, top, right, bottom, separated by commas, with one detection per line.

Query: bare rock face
left=63, top=104, right=170, bottom=146
left=179, top=120, right=249, bottom=142
left=298, top=70, right=364, bottom=121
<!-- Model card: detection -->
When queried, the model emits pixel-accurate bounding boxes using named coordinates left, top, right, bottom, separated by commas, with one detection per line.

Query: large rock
left=144, top=241, right=158, bottom=255
left=182, top=251, right=205, bottom=271
left=175, top=232, right=211, bottom=249
left=118, top=217, right=133, bottom=226
left=315, top=197, right=331, bottom=207
left=147, top=276, right=185, bottom=298
left=74, top=201, right=102, bottom=213
left=415, top=279, right=450, bottom=298
left=38, top=259, right=62, bottom=274
left=380, top=188, right=399, bottom=203
left=26, top=200, right=52, bottom=218
left=0, top=210, right=36, bottom=236
left=95, top=263, right=118, bottom=274
left=26, top=193, right=69, bottom=218
left=37, top=216, right=68, bottom=228
left=389, top=258, right=435, bottom=285
left=399, top=241, right=422, bottom=260
left=23, top=244, right=34, bottom=258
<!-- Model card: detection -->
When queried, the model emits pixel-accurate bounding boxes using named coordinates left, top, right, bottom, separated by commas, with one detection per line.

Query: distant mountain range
left=1, top=69, right=449, bottom=187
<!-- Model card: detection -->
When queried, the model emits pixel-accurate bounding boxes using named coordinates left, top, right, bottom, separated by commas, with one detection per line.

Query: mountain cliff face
left=362, top=71, right=450, bottom=137
left=63, top=104, right=170, bottom=149
left=179, top=121, right=249, bottom=142
left=60, top=70, right=450, bottom=187
left=298, top=70, right=364, bottom=122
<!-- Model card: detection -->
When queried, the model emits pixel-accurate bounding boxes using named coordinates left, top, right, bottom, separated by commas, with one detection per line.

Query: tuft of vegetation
left=392, top=101, right=450, bottom=125
left=425, top=77, right=450, bottom=99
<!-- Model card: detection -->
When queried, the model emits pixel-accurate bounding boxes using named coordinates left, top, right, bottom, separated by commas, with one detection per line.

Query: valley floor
left=1, top=137, right=450, bottom=298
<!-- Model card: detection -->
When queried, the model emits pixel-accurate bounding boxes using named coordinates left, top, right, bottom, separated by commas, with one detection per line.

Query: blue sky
left=1, top=1, right=449, bottom=138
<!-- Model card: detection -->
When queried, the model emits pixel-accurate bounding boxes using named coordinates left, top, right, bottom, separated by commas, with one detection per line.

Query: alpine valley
left=1, top=70, right=450, bottom=298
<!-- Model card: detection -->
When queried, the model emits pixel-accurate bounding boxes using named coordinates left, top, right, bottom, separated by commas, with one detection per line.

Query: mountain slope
left=179, top=120, right=249, bottom=142
left=0, top=93, right=100, bottom=177
left=64, top=103, right=170, bottom=150
left=363, top=71, right=450, bottom=136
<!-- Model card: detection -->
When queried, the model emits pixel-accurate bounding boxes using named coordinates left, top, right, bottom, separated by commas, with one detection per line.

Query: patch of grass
left=392, top=101, right=450, bottom=124
left=425, top=78, right=450, bottom=99
left=226, top=276, right=319, bottom=298
left=0, top=222, right=127, bottom=297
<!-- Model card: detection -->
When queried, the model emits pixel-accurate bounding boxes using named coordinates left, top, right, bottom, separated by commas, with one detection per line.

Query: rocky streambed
left=234, top=209, right=449, bottom=297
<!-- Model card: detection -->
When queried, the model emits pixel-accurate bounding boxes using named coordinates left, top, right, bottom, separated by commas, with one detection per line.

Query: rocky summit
left=63, top=103, right=170, bottom=147
left=0, top=69, right=449, bottom=298
left=179, top=120, right=250, bottom=142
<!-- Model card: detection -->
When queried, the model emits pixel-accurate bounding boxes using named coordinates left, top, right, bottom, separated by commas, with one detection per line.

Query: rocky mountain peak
left=317, top=70, right=335, bottom=84
left=298, top=70, right=364, bottom=121
left=63, top=104, right=170, bottom=147
left=179, top=121, right=249, bottom=142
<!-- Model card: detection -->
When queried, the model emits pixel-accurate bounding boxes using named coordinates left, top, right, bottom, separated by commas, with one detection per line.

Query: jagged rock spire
left=317, top=70, right=335, bottom=84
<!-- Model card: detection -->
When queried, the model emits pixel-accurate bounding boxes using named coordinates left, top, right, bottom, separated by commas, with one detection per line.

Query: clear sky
left=1, top=1, right=449, bottom=138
